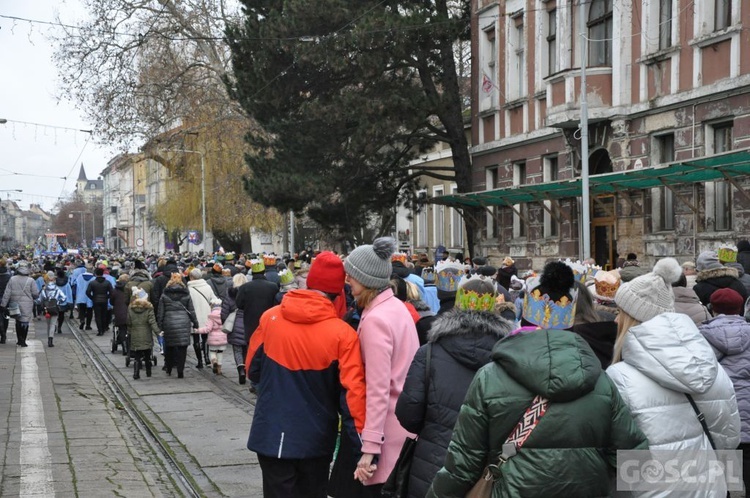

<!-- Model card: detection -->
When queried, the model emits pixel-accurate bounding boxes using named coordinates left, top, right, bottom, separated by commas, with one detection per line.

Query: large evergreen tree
left=226, top=0, right=478, bottom=252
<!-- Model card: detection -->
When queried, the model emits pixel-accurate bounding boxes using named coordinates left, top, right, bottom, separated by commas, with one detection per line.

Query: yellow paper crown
left=718, top=245, right=737, bottom=263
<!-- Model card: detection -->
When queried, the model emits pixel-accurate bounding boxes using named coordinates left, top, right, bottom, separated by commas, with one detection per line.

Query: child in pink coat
left=199, top=298, right=227, bottom=375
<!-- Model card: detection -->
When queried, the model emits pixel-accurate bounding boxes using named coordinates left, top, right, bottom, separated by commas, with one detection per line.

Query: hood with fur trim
left=696, top=266, right=739, bottom=282
left=428, top=308, right=513, bottom=371
left=129, top=298, right=153, bottom=311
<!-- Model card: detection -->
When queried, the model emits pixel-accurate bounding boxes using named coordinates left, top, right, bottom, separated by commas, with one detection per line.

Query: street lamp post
left=162, top=148, right=206, bottom=248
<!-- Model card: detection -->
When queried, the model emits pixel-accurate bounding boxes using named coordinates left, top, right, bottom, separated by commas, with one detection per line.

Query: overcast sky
left=0, top=1, right=116, bottom=212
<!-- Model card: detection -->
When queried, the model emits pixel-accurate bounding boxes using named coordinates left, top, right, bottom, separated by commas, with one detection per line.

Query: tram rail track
left=70, top=319, right=206, bottom=498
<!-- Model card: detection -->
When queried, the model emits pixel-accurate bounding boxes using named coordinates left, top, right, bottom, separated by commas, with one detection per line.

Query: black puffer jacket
left=395, top=309, right=513, bottom=498
left=109, top=281, right=130, bottom=326
left=86, top=276, right=112, bottom=305
left=693, top=266, right=749, bottom=306
left=157, top=284, right=198, bottom=347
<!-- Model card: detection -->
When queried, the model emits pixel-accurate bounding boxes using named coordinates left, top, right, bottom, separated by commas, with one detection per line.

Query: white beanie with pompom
left=614, top=257, right=682, bottom=322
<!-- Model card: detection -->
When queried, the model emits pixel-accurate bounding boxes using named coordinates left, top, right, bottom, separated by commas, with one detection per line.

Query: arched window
left=588, top=0, right=613, bottom=66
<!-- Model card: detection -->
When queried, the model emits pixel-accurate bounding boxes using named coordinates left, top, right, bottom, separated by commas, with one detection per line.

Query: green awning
left=433, top=148, right=750, bottom=208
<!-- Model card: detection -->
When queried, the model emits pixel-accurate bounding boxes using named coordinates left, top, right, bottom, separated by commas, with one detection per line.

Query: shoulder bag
left=382, top=343, right=432, bottom=498
left=222, top=310, right=237, bottom=333
left=465, top=394, right=549, bottom=498
left=685, top=393, right=716, bottom=449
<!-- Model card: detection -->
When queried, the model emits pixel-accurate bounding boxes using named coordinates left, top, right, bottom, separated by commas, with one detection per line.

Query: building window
left=509, top=13, right=526, bottom=100
left=547, top=9, right=558, bottom=75
left=715, top=0, right=731, bottom=31
left=588, top=0, right=613, bottom=66
left=433, top=186, right=445, bottom=247
left=513, top=162, right=527, bottom=238
left=450, top=185, right=464, bottom=248
left=713, top=123, right=733, bottom=231
left=416, top=190, right=427, bottom=247
left=658, top=134, right=675, bottom=230
left=659, top=0, right=673, bottom=49
left=487, top=168, right=499, bottom=238
left=543, top=156, right=559, bottom=237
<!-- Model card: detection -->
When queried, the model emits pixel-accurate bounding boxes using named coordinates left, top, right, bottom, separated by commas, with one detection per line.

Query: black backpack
left=42, top=291, right=60, bottom=316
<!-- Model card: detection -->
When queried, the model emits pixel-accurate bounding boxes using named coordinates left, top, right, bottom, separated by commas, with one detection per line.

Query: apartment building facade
left=456, top=0, right=750, bottom=270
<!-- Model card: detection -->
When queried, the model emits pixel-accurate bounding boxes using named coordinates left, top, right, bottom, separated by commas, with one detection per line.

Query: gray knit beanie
left=696, top=250, right=722, bottom=271
left=344, top=237, right=397, bottom=289
left=614, top=257, right=682, bottom=322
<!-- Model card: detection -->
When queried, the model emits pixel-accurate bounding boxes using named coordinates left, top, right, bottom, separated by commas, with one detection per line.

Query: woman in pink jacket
left=338, top=237, right=419, bottom=497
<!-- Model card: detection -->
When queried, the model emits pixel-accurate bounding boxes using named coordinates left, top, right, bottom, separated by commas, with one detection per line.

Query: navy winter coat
left=395, top=309, right=513, bottom=498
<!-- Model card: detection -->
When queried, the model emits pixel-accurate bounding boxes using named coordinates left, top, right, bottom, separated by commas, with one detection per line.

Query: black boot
left=19, top=324, right=29, bottom=347
left=15, top=321, right=22, bottom=346
left=134, top=358, right=141, bottom=380
left=48, top=337, right=54, bottom=348
left=145, top=359, right=152, bottom=378
left=194, top=344, right=204, bottom=369
left=238, top=365, right=246, bottom=385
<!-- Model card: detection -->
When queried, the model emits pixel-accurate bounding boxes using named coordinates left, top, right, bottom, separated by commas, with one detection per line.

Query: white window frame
left=432, top=186, right=445, bottom=247
left=416, top=190, right=427, bottom=247
left=507, top=13, right=527, bottom=101
left=486, top=168, right=499, bottom=239
left=450, top=184, right=464, bottom=248
left=705, top=122, right=733, bottom=232
left=650, top=133, right=675, bottom=231
left=543, top=156, right=559, bottom=238
left=513, top=162, right=526, bottom=239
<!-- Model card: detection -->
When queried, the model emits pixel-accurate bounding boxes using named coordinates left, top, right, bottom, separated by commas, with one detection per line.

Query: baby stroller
left=111, top=325, right=129, bottom=355
left=125, top=333, right=157, bottom=368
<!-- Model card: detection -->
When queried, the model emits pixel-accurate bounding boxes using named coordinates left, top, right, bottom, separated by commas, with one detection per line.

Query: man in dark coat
left=235, top=259, right=279, bottom=356
left=204, top=263, right=230, bottom=300
left=737, top=239, right=750, bottom=275
left=85, top=267, right=113, bottom=336
left=694, top=250, right=749, bottom=306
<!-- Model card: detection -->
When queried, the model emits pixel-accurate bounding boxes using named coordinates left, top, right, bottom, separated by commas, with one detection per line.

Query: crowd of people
left=1, top=240, right=750, bottom=497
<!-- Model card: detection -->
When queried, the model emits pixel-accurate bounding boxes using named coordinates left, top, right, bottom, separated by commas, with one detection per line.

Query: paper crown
left=718, top=245, right=738, bottom=263
left=454, top=275, right=497, bottom=312
left=249, top=259, right=265, bottom=273
left=263, top=254, right=277, bottom=266
left=593, top=269, right=621, bottom=302
left=522, top=276, right=578, bottom=329
left=435, top=261, right=466, bottom=292
left=563, top=259, right=590, bottom=284
left=294, top=260, right=302, bottom=269
left=391, top=252, right=408, bottom=264
left=421, top=267, right=435, bottom=284
left=278, top=268, right=295, bottom=286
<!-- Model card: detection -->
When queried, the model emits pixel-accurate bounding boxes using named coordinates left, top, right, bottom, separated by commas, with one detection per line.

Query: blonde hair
left=167, top=273, right=185, bottom=287
left=611, top=309, right=642, bottom=363
left=356, top=287, right=387, bottom=310
left=232, top=273, right=246, bottom=288
left=404, top=280, right=420, bottom=302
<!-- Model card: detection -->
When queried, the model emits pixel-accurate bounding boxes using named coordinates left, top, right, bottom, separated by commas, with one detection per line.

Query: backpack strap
left=685, top=393, right=717, bottom=450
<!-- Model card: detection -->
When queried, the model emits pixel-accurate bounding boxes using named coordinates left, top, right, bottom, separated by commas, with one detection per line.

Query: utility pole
left=579, top=0, right=591, bottom=260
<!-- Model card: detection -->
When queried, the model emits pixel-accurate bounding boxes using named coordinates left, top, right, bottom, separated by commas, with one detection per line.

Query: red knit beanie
left=307, top=251, right=345, bottom=294
left=710, top=288, right=744, bottom=315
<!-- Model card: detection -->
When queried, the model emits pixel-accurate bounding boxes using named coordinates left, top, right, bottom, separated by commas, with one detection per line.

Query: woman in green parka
left=127, top=290, right=159, bottom=380
left=427, top=327, right=648, bottom=497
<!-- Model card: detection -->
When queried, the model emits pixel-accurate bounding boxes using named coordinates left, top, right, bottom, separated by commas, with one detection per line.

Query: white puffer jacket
left=606, top=313, right=740, bottom=497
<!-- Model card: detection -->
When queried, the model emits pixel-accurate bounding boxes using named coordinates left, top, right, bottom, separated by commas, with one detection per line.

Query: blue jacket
left=74, top=272, right=94, bottom=306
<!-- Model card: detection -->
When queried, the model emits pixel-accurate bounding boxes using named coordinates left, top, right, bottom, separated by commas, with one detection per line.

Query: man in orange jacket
left=246, top=251, right=366, bottom=498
